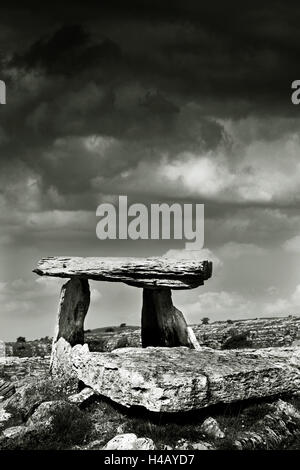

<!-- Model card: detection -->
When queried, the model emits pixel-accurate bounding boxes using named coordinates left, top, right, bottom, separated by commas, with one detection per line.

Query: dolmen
left=33, top=256, right=300, bottom=412
left=33, top=256, right=212, bottom=351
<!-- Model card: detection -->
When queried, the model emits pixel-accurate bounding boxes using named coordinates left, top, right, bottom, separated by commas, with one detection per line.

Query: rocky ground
left=4, top=316, right=300, bottom=358
left=1, top=316, right=300, bottom=450
left=85, top=315, right=300, bottom=352
left=0, top=369, right=300, bottom=450
left=4, top=315, right=300, bottom=357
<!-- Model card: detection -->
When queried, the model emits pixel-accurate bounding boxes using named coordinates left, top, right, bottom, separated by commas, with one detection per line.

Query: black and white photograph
left=1, top=0, right=300, bottom=457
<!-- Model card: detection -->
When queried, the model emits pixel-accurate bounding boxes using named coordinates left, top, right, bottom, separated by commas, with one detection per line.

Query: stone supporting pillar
left=50, top=277, right=90, bottom=376
left=0, top=340, right=5, bottom=358
left=141, top=288, right=192, bottom=348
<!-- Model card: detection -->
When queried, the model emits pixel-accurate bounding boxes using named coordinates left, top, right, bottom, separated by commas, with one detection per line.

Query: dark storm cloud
left=2, top=2, right=300, bottom=340
left=2, top=0, right=300, bottom=110
left=10, top=24, right=122, bottom=76
left=0, top=11, right=228, bottom=209
left=1, top=0, right=300, bottom=213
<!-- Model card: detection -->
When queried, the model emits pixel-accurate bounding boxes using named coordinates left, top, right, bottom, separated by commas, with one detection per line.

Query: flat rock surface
left=70, top=343, right=300, bottom=412
left=33, top=256, right=212, bottom=289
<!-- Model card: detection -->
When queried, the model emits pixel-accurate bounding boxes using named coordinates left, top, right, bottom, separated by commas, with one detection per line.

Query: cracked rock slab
left=69, top=343, right=300, bottom=412
left=33, top=256, right=212, bottom=289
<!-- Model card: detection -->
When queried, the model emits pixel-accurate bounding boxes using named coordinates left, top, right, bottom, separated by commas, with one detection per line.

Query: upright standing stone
left=0, top=341, right=5, bottom=358
left=141, top=288, right=192, bottom=347
left=50, top=278, right=90, bottom=375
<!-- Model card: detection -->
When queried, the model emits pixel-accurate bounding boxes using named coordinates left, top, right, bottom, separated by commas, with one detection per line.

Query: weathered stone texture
left=0, top=356, right=50, bottom=387
left=200, top=417, right=225, bottom=439
left=0, top=341, right=5, bottom=358
left=64, top=342, right=300, bottom=412
left=5, top=340, right=51, bottom=358
left=192, top=316, right=300, bottom=349
left=141, top=288, right=192, bottom=347
left=234, top=400, right=300, bottom=450
left=85, top=316, right=300, bottom=352
left=0, top=379, right=15, bottom=400
left=104, top=433, right=156, bottom=450
left=33, top=256, right=212, bottom=290
left=68, top=387, right=96, bottom=407
left=54, top=277, right=90, bottom=347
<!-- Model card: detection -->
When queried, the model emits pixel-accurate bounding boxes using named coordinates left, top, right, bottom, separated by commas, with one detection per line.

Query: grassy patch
left=124, top=418, right=206, bottom=448
left=215, top=402, right=272, bottom=449
left=49, top=404, right=93, bottom=449
left=0, top=404, right=93, bottom=450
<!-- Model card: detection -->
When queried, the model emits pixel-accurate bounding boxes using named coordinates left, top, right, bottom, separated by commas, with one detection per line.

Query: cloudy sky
left=1, top=1, right=300, bottom=341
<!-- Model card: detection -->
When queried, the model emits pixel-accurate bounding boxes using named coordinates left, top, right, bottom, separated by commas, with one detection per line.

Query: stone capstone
left=33, top=256, right=212, bottom=290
